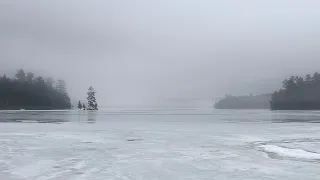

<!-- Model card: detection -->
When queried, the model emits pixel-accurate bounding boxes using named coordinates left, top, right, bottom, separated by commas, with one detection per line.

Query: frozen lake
left=0, top=109, right=320, bottom=180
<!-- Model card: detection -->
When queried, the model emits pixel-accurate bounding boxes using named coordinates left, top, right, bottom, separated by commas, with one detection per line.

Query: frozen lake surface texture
left=0, top=109, right=320, bottom=180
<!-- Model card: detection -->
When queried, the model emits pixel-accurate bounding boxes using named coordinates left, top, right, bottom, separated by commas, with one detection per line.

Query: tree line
left=0, top=69, right=71, bottom=110
left=214, top=93, right=271, bottom=109
left=271, top=72, right=320, bottom=110
left=215, top=72, right=320, bottom=110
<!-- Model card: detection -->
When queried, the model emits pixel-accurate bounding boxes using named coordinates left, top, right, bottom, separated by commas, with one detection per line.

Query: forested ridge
left=271, top=72, right=320, bottom=110
left=0, top=69, right=71, bottom=110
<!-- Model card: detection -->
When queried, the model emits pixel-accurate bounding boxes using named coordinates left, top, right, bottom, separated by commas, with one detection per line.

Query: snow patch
left=11, top=160, right=56, bottom=179
left=260, top=145, right=320, bottom=160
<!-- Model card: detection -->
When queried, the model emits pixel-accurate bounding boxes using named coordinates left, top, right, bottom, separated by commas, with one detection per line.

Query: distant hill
left=214, top=94, right=271, bottom=109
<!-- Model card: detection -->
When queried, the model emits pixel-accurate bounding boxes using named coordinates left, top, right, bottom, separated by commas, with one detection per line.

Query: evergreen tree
left=26, top=72, right=34, bottom=83
left=15, top=69, right=26, bottom=82
left=87, top=86, right=98, bottom=110
left=83, top=103, right=86, bottom=110
left=78, top=101, right=82, bottom=109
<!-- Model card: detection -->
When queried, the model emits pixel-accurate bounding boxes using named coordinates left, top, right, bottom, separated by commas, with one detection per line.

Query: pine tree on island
left=82, top=103, right=86, bottom=110
left=78, top=101, right=82, bottom=110
left=87, top=86, right=98, bottom=110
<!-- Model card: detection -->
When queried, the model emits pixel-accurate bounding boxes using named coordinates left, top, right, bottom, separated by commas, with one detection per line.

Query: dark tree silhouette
left=26, top=72, right=34, bottom=83
left=0, top=69, right=71, bottom=110
left=15, top=69, right=26, bottom=82
left=271, top=72, right=320, bottom=110
left=82, top=103, right=86, bottom=110
left=78, top=101, right=82, bottom=109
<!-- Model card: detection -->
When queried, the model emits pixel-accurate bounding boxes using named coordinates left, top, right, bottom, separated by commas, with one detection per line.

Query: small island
left=77, top=86, right=98, bottom=110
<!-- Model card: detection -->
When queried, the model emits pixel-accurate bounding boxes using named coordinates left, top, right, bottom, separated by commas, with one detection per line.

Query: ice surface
left=0, top=109, right=320, bottom=180
left=260, top=145, right=320, bottom=160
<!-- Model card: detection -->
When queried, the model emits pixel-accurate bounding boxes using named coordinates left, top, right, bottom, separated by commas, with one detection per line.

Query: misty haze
left=1, top=1, right=320, bottom=180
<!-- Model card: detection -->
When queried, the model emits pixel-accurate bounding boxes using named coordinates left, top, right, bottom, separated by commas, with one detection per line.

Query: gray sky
left=1, top=0, right=320, bottom=107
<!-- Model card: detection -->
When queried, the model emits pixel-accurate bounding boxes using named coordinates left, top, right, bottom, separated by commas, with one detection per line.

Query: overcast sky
left=1, top=0, right=320, bottom=107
